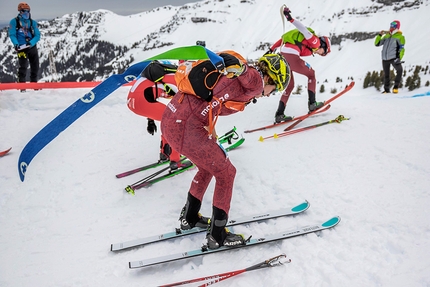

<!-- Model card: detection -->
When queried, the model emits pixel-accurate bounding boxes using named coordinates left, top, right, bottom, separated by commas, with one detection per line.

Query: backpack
left=141, top=61, right=178, bottom=101
left=174, top=50, right=247, bottom=102
left=281, top=27, right=316, bottom=53
left=15, top=16, right=35, bottom=37
left=142, top=51, right=247, bottom=102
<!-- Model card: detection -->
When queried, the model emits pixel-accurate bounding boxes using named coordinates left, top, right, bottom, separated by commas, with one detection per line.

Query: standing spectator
left=8, top=2, right=40, bottom=89
left=268, top=7, right=331, bottom=123
left=374, top=20, right=406, bottom=94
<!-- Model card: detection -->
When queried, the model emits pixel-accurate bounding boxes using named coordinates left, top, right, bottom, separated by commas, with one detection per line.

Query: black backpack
left=141, top=61, right=178, bottom=102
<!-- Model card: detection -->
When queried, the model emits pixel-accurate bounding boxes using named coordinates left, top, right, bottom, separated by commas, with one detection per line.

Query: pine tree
left=363, top=72, right=371, bottom=88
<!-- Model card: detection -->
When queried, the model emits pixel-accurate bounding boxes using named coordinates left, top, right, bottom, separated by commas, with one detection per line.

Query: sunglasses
left=20, top=10, right=30, bottom=13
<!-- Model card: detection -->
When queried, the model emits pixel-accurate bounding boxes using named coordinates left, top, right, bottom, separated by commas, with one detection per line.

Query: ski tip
left=291, top=200, right=310, bottom=213
left=125, top=186, right=136, bottom=195
left=273, top=133, right=279, bottom=139
left=258, top=136, right=264, bottom=142
left=322, top=216, right=341, bottom=228
left=0, top=147, right=12, bottom=157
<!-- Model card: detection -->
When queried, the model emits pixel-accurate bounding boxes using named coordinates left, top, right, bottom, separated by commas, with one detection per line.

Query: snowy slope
left=1, top=82, right=430, bottom=287
left=1, top=1, right=430, bottom=286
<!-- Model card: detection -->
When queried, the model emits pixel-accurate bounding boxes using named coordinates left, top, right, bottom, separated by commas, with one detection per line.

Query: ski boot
left=205, top=206, right=246, bottom=249
left=178, top=193, right=209, bottom=231
left=274, top=114, right=293, bottom=123
left=308, top=101, right=324, bottom=112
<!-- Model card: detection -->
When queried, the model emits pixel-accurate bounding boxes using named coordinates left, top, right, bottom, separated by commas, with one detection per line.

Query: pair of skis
left=110, top=200, right=340, bottom=270
left=116, top=127, right=245, bottom=194
left=244, top=81, right=355, bottom=135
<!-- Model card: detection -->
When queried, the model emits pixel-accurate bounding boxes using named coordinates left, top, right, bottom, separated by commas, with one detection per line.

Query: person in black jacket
left=8, top=2, right=41, bottom=87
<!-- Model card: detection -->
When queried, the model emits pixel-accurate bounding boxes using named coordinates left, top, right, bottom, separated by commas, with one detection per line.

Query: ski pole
left=260, top=115, right=350, bottom=141
left=158, top=254, right=290, bottom=287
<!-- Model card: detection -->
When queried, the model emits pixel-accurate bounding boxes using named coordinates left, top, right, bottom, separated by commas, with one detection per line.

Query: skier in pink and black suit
left=269, top=7, right=331, bottom=124
left=161, top=53, right=290, bottom=249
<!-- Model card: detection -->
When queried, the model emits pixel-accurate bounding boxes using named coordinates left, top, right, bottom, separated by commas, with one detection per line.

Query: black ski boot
left=308, top=90, right=324, bottom=112
left=179, top=193, right=209, bottom=230
left=205, top=206, right=245, bottom=249
left=274, top=101, right=292, bottom=123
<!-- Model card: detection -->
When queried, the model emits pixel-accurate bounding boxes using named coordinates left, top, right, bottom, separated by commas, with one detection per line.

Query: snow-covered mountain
left=0, top=0, right=428, bottom=85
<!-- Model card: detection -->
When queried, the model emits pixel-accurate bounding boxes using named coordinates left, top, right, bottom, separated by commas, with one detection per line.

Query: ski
left=116, top=161, right=169, bottom=178
left=243, top=105, right=331, bottom=134
left=111, top=200, right=310, bottom=251
left=283, top=81, right=355, bottom=132
left=159, top=254, right=290, bottom=286
left=128, top=216, right=340, bottom=269
left=0, top=147, right=12, bottom=157
left=115, top=157, right=187, bottom=178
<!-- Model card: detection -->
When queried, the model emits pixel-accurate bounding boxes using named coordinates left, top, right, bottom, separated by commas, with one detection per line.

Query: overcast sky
left=0, top=0, right=196, bottom=23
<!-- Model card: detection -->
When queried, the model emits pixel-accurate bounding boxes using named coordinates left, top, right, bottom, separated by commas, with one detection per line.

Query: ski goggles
left=390, top=22, right=398, bottom=29
left=20, top=9, right=30, bottom=13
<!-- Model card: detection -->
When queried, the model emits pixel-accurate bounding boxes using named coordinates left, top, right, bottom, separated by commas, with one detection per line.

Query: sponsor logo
left=303, top=225, right=319, bottom=232
left=167, top=102, right=177, bottom=113
left=253, top=214, right=270, bottom=219
left=81, top=91, right=95, bottom=103
left=124, top=75, right=137, bottom=82
left=283, top=230, right=300, bottom=236
left=224, top=239, right=244, bottom=246
left=201, top=93, right=230, bottom=116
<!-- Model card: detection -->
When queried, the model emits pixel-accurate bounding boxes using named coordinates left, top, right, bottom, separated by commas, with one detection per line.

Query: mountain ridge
left=0, top=0, right=427, bottom=84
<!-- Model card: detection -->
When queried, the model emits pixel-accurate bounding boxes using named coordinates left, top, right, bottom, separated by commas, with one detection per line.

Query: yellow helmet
left=258, top=53, right=291, bottom=91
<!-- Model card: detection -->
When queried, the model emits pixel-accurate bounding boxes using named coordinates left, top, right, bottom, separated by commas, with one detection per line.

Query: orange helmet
left=18, top=2, right=30, bottom=11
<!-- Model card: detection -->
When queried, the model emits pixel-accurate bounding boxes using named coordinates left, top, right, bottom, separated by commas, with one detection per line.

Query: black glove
left=147, top=119, right=157, bottom=135
left=14, top=45, right=20, bottom=52
left=283, top=7, right=293, bottom=22
left=393, top=58, right=401, bottom=65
